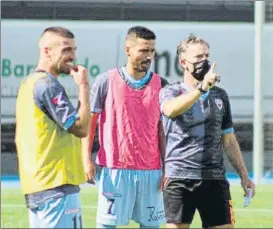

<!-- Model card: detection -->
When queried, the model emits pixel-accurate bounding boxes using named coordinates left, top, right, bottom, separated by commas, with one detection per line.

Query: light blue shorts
left=96, top=168, right=165, bottom=226
left=28, top=193, right=82, bottom=228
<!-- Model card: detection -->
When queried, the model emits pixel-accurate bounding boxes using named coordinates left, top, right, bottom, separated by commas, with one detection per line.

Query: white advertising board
left=1, top=20, right=273, bottom=123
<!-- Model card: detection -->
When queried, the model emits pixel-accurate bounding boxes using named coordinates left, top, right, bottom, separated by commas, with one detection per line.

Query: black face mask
left=189, top=59, right=210, bottom=81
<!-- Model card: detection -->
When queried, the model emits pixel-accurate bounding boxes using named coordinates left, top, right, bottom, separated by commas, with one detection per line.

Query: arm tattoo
left=223, top=134, right=248, bottom=180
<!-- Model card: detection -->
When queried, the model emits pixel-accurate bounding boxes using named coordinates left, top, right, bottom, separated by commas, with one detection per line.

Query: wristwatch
left=196, top=83, right=207, bottom=94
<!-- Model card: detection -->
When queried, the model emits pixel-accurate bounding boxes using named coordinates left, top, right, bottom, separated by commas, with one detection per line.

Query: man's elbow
left=68, top=124, right=89, bottom=138
left=76, top=130, right=88, bottom=138
left=71, top=129, right=88, bottom=138
left=162, top=106, right=177, bottom=118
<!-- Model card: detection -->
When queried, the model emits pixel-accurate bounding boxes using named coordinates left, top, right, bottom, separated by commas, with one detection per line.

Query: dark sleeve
left=90, top=73, right=109, bottom=113
left=160, top=77, right=169, bottom=88
left=221, top=90, right=234, bottom=134
left=159, top=84, right=180, bottom=113
left=33, top=79, right=78, bottom=130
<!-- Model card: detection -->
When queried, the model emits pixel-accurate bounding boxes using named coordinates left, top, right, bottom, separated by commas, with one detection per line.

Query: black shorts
left=163, top=178, right=235, bottom=228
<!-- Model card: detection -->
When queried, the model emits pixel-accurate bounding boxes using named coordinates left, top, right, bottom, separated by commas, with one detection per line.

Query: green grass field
left=1, top=184, right=273, bottom=228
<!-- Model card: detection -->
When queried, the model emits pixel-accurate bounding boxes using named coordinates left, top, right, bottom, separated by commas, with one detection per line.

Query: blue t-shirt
left=33, top=72, right=79, bottom=130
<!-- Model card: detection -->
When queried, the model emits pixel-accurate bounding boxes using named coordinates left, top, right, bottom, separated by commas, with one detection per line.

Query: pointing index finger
left=209, top=61, right=216, bottom=73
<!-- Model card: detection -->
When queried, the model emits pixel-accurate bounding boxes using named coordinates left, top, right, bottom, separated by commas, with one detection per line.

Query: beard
left=54, top=60, right=73, bottom=75
left=135, top=60, right=151, bottom=72
left=59, top=64, right=71, bottom=74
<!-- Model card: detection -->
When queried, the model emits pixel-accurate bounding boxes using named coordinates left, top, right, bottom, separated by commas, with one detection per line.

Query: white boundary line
left=1, top=204, right=273, bottom=213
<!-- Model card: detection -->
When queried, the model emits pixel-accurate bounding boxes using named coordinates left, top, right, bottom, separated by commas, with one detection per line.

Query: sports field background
left=1, top=2, right=273, bottom=228
left=1, top=177, right=273, bottom=228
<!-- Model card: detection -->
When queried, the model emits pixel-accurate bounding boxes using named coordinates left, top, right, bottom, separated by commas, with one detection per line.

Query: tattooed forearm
left=223, top=133, right=248, bottom=180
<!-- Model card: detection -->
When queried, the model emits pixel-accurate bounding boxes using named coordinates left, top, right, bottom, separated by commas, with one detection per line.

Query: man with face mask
left=16, top=27, right=90, bottom=228
left=81, top=26, right=168, bottom=228
left=159, top=34, right=256, bottom=229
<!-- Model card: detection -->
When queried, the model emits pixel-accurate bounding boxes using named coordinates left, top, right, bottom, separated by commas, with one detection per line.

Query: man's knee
left=166, top=223, right=191, bottom=228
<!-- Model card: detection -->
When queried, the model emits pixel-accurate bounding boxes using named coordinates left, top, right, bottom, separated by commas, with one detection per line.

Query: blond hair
left=176, top=34, right=209, bottom=59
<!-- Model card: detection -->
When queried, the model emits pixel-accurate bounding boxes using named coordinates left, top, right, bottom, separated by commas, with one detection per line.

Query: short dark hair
left=126, top=26, right=156, bottom=40
left=41, top=26, right=75, bottom=39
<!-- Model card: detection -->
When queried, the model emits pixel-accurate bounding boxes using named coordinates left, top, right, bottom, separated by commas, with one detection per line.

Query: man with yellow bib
left=15, top=27, right=90, bottom=228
